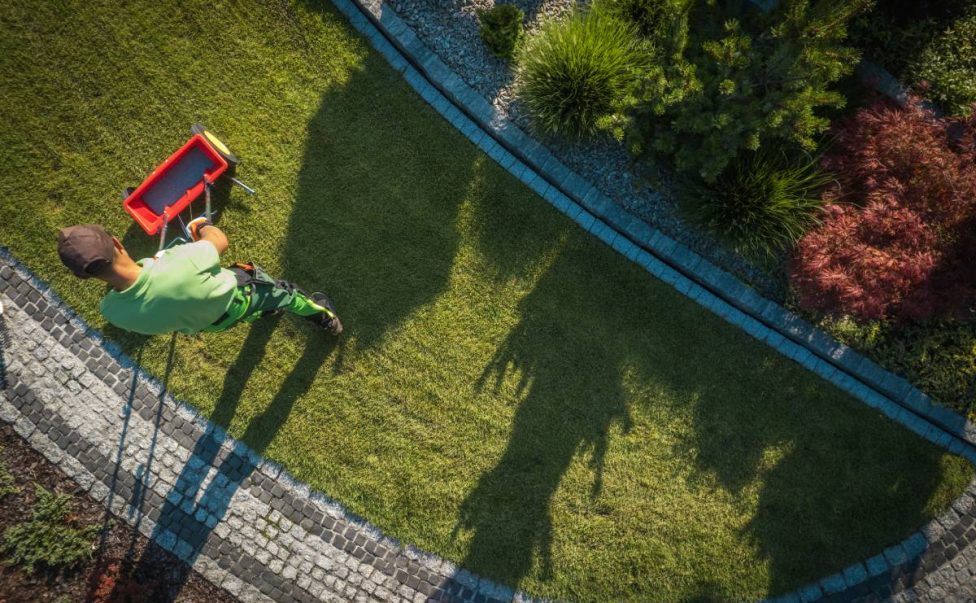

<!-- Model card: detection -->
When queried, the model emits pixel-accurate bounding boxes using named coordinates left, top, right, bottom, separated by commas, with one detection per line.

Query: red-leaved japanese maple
left=791, top=95, right=976, bottom=321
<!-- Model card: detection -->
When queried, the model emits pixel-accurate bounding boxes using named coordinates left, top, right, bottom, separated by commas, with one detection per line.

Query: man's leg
left=246, top=277, right=343, bottom=335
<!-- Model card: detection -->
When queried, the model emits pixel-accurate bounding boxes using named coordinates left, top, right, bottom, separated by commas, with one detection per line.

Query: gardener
left=56, top=221, right=343, bottom=336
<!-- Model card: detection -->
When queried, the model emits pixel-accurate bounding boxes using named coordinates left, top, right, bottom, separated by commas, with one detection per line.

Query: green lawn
left=0, top=1, right=972, bottom=601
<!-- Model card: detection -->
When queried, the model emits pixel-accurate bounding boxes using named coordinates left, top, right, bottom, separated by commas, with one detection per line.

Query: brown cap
left=57, top=225, right=115, bottom=279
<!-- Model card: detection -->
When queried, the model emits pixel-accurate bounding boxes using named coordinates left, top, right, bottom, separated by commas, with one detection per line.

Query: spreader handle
left=157, top=216, right=169, bottom=254
left=204, top=179, right=213, bottom=220
left=225, top=175, right=256, bottom=195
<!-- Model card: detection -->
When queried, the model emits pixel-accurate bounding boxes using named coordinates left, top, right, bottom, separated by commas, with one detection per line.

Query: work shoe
left=310, top=292, right=343, bottom=336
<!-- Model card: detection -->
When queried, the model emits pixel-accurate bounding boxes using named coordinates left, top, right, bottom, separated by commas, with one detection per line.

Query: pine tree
left=625, top=0, right=871, bottom=181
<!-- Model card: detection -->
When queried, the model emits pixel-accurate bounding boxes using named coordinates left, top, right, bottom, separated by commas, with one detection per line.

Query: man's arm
left=187, top=217, right=229, bottom=255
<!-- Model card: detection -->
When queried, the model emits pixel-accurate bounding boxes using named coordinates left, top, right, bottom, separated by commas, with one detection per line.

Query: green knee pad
left=288, top=292, right=333, bottom=318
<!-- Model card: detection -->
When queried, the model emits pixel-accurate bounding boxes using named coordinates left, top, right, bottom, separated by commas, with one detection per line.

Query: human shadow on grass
left=266, top=60, right=473, bottom=354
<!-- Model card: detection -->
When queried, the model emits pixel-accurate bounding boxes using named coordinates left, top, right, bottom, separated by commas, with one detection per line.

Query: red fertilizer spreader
left=122, top=124, right=255, bottom=252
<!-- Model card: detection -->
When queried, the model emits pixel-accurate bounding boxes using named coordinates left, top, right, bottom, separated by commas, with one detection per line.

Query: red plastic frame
left=123, top=134, right=229, bottom=236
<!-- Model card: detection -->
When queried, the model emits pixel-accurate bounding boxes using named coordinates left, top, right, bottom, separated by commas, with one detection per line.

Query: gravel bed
left=385, top=0, right=786, bottom=298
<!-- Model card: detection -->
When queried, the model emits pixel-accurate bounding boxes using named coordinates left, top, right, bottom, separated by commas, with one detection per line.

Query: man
left=56, top=220, right=342, bottom=336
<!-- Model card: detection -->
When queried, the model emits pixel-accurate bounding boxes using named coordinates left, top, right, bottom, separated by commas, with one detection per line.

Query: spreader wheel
left=191, top=123, right=239, bottom=167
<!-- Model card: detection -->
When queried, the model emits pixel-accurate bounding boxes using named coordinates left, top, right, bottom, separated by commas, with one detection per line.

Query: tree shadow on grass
left=454, top=179, right=958, bottom=599
left=689, top=370, right=963, bottom=595
left=458, top=261, right=635, bottom=584
left=452, top=167, right=642, bottom=592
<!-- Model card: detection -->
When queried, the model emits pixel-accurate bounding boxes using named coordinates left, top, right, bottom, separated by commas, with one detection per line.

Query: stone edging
left=0, top=249, right=543, bottom=603
left=328, top=0, right=976, bottom=456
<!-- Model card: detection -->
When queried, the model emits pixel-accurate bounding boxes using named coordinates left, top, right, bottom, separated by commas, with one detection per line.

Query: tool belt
left=228, top=262, right=277, bottom=289
left=206, top=262, right=276, bottom=330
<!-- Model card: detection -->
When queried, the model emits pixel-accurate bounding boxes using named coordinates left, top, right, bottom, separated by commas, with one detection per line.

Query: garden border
left=331, top=0, right=976, bottom=457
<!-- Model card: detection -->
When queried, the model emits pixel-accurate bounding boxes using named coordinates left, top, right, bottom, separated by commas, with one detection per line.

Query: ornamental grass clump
left=478, top=4, right=525, bottom=59
left=679, top=152, right=830, bottom=259
left=791, top=94, right=976, bottom=322
left=517, top=8, right=640, bottom=137
left=909, top=14, right=976, bottom=115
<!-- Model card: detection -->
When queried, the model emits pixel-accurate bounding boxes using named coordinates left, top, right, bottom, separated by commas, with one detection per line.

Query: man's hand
left=187, top=216, right=229, bottom=255
left=187, top=216, right=212, bottom=241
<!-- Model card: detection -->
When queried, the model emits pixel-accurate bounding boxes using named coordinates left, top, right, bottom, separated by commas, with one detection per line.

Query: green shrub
left=909, top=14, right=976, bottom=115
left=602, top=0, right=690, bottom=44
left=478, top=4, right=525, bottom=59
left=517, top=7, right=640, bottom=137
left=2, top=485, right=98, bottom=573
left=818, top=317, right=976, bottom=419
left=0, top=455, right=15, bottom=500
left=847, top=0, right=973, bottom=78
left=679, top=151, right=829, bottom=259
left=877, top=322, right=976, bottom=418
left=625, top=0, right=871, bottom=181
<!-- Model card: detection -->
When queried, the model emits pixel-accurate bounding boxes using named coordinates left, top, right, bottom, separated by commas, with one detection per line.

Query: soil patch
left=0, top=423, right=239, bottom=603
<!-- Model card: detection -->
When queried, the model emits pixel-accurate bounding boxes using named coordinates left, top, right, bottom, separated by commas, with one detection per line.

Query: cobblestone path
left=0, top=252, right=531, bottom=603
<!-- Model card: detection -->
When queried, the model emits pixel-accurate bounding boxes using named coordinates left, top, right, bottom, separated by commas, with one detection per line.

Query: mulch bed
left=0, top=423, right=239, bottom=603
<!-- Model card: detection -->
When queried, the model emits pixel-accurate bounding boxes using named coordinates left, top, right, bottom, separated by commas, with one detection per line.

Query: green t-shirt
left=100, top=241, right=237, bottom=335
